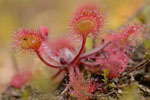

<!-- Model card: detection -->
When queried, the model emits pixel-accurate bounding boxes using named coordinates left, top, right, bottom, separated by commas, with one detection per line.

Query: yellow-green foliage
left=30, top=68, right=57, bottom=93
left=120, top=82, right=145, bottom=100
left=85, top=37, right=94, bottom=51
left=143, top=39, right=150, bottom=59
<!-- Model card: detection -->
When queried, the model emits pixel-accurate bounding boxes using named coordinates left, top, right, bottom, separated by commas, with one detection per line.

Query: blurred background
left=0, top=0, right=149, bottom=93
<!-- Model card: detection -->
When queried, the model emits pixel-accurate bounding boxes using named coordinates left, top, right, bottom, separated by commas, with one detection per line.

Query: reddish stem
left=51, top=69, right=66, bottom=80
left=51, top=69, right=62, bottom=80
left=75, top=66, right=84, bottom=81
left=35, top=50, right=61, bottom=68
left=69, top=35, right=86, bottom=65
left=51, top=66, right=68, bottom=80
left=80, top=41, right=111, bottom=59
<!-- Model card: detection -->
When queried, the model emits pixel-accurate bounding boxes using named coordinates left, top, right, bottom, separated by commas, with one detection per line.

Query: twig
left=54, top=87, right=69, bottom=100
left=119, top=59, right=150, bottom=79
left=81, top=90, right=115, bottom=98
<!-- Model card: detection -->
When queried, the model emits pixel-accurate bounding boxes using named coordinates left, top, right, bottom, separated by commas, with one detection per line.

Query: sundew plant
left=10, top=3, right=149, bottom=100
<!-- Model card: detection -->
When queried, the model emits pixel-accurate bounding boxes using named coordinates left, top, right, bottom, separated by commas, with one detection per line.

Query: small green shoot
left=102, top=70, right=108, bottom=83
